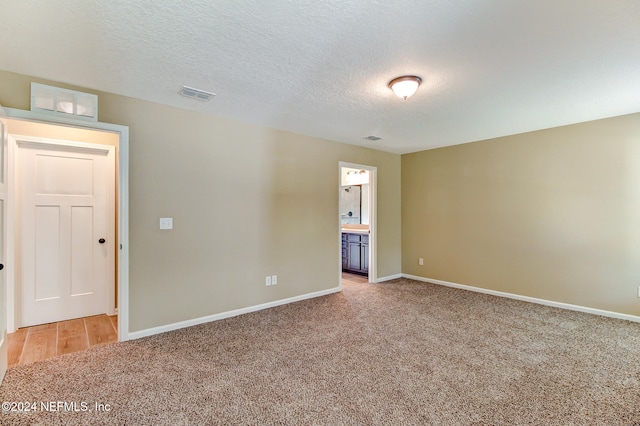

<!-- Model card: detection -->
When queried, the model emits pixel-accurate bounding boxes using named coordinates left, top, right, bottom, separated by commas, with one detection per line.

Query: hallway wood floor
left=7, top=314, right=118, bottom=366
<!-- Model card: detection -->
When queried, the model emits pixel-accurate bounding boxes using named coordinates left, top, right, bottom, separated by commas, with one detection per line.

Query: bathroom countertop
left=341, top=225, right=370, bottom=234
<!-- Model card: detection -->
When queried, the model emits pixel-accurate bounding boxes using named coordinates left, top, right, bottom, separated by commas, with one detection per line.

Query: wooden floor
left=342, top=272, right=369, bottom=284
left=7, top=314, right=118, bottom=367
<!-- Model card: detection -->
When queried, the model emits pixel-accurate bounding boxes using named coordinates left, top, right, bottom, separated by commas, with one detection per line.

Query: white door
left=0, top=109, right=8, bottom=384
left=17, top=137, right=114, bottom=328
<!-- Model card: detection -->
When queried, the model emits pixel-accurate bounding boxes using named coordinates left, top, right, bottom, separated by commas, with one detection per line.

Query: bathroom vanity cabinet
left=342, top=233, right=369, bottom=276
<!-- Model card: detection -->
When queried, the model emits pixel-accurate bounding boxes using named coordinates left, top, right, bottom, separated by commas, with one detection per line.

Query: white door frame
left=338, top=161, right=377, bottom=285
left=0, top=108, right=8, bottom=384
left=4, top=108, right=129, bottom=341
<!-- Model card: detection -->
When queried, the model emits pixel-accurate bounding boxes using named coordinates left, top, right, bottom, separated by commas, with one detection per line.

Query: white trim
left=14, top=135, right=111, bottom=154
left=338, top=161, right=377, bottom=284
left=129, top=287, right=341, bottom=340
left=4, top=107, right=129, bottom=341
left=376, top=273, right=402, bottom=282
left=402, top=274, right=640, bottom=323
left=5, top=135, right=15, bottom=335
left=0, top=110, right=8, bottom=385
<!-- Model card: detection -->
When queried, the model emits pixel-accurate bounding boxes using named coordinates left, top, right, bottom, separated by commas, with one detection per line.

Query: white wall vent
left=179, top=85, right=215, bottom=101
left=30, top=83, right=98, bottom=122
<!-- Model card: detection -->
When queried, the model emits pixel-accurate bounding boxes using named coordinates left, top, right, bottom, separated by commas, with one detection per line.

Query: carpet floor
left=1, top=277, right=639, bottom=425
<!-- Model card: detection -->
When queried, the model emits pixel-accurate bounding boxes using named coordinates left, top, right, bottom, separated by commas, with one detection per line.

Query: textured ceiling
left=1, top=1, right=639, bottom=154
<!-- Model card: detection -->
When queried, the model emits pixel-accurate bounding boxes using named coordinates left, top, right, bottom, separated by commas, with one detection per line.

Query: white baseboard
left=376, top=273, right=402, bottom=282
left=128, top=287, right=341, bottom=340
left=402, top=274, right=640, bottom=323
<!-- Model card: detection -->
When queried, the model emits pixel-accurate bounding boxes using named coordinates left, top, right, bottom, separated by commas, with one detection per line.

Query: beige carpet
left=1, top=277, right=639, bottom=425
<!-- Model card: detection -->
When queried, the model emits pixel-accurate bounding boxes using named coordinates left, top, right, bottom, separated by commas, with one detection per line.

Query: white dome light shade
left=388, top=76, right=422, bottom=100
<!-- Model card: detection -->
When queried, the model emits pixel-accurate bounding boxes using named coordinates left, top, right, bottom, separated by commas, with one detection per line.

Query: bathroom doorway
left=339, top=162, right=376, bottom=285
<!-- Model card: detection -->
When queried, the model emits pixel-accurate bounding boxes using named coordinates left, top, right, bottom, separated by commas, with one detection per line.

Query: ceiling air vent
left=179, top=85, right=215, bottom=101
left=363, top=135, right=382, bottom=141
left=30, top=83, right=98, bottom=121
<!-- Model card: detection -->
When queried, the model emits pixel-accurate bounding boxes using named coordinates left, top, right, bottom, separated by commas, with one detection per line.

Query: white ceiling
left=1, top=1, right=639, bottom=154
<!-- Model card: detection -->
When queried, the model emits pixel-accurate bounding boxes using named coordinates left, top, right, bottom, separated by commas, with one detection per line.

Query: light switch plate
left=160, top=218, right=173, bottom=230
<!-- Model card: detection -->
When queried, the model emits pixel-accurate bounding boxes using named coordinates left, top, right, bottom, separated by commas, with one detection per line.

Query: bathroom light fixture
left=345, top=169, right=369, bottom=185
left=388, top=75, right=422, bottom=100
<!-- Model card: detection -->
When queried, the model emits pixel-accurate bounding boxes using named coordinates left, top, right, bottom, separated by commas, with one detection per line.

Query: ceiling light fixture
left=388, top=75, right=422, bottom=100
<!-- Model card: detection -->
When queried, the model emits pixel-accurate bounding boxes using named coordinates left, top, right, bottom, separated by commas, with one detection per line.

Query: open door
left=0, top=104, right=8, bottom=384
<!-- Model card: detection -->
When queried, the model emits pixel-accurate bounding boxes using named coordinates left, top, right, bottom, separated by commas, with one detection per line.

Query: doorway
left=3, top=110, right=129, bottom=345
left=339, top=162, right=376, bottom=286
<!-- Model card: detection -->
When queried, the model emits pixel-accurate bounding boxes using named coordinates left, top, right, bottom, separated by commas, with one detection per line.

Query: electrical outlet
left=265, top=276, right=272, bottom=286
left=271, top=275, right=277, bottom=285
left=419, top=258, right=424, bottom=266
left=637, top=286, right=640, bottom=298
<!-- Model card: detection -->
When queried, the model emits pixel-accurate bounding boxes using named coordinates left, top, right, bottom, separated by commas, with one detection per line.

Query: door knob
left=0, top=264, right=3, bottom=271
left=98, top=238, right=106, bottom=244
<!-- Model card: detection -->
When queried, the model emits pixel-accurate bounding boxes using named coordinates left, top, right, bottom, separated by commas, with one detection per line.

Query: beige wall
left=402, top=113, right=640, bottom=316
left=0, top=70, right=402, bottom=332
